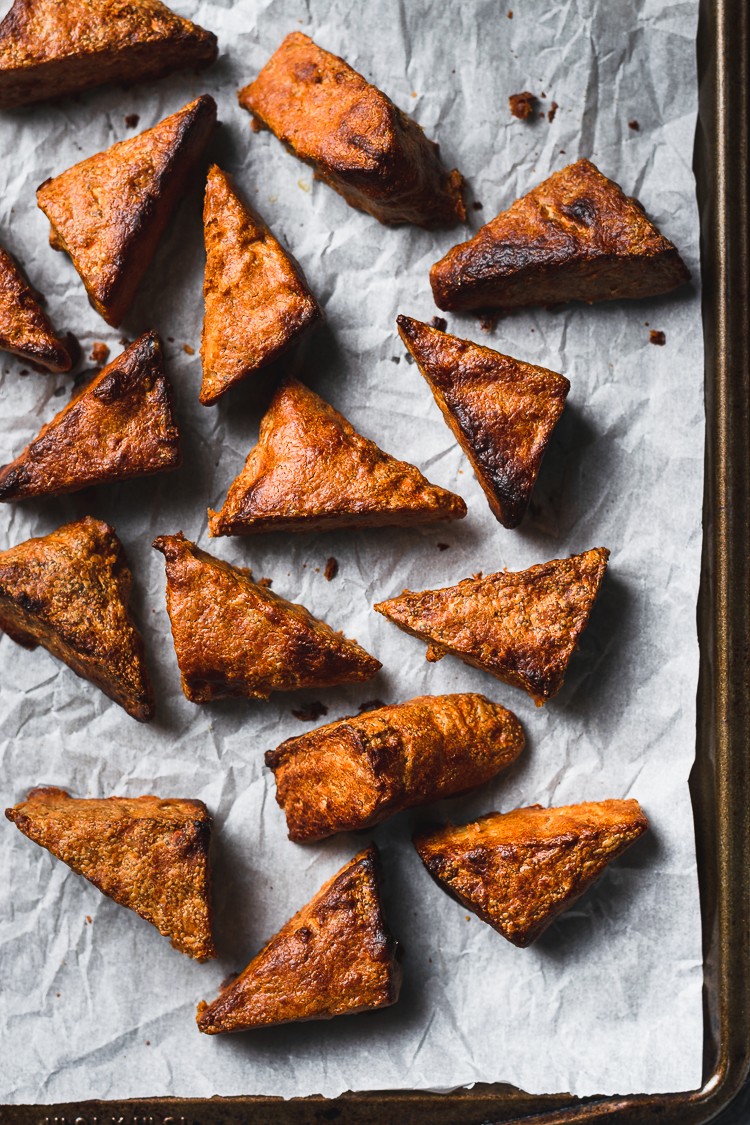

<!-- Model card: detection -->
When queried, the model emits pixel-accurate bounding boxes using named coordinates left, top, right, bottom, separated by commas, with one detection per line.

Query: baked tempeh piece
left=0, top=516, right=155, bottom=721
left=238, top=32, right=465, bottom=229
left=37, top=94, right=217, bottom=327
left=197, top=844, right=400, bottom=1031
left=0, top=244, right=71, bottom=372
left=375, top=548, right=609, bottom=705
left=0, top=0, right=217, bottom=109
left=266, top=693, right=524, bottom=842
left=397, top=314, right=569, bottom=528
left=430, top=159, right=690, bottom=313
left=413, top=799, right=649, bottom=946
left=0, top=332, right=181, bottom=501
left=6, top=787, right=215, bottom=959
left=200, top=165, right=324, bottom=405
left=208, top=376, right=466, bottom=536
left=153, top=532, right=381, bottom=702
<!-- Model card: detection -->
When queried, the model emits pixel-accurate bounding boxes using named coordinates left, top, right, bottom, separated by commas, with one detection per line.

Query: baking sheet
left=0, top=0, right=704, bottom=1103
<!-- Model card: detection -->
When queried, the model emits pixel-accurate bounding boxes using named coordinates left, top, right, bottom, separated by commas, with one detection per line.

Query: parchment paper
left=0, top=0, right=704, bottom=1102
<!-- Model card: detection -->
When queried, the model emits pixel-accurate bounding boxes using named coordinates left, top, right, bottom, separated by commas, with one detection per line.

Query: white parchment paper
left=0, top=0, right=704, bottom=1103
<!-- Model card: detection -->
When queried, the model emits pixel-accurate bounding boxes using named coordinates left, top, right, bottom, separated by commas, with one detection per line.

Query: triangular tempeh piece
left=430, top=158, right=690, bottom=312
left=413, top=800, right=649, bottom=947
left=0, top=516, right=155, bottom=721
left=238, top=32, right=465, bottom=229
left=208, top=376, right=466, bottom=536
left=0, top=244, right=71, bottom=372
left=200, top=165, right=324, bottom=405
left=266, top=693, right=524, bottom=843
left=153, top=532, right=381, bottom=702
left=375, top=548, right=609, bottom=704
left=0, top=0, right=217, bottom=109
left=37, top=94, right=217, bottom=327
left=397, top=315, right=569, bottom=528
left=6, top=787, right=215, bottom=959
left=0, top=331, right=181, bottom=501
left=197, top=843, right=401, bottom=1031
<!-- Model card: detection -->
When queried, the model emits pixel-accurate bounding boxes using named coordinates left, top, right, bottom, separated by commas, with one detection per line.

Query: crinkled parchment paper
left=0, top=0, right=704, bottom=1102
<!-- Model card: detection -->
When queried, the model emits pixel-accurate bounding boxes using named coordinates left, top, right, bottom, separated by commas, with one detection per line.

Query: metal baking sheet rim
left=2, top=0, right=749, bottom=1122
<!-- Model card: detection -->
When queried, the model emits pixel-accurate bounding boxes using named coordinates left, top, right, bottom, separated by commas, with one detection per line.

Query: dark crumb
left=430, top=316, right=447, bottom=331
left=183, top=344, right=195, bottom=355
left=390, top=355, right=400, bottom=364
left=560, top=149, right=566, bottom=154
left=509, top=91, right=535, bottom=119
left=145, top=1041, right=150, bottom=1046
left=404, top=352, right=415, bottom=364
left=437, top=542, right=450, bottom=551
left=119, top=337, right=130, bottom=346
left=86, top=916, right=92, bottom=924
left=167, top=336, right=175, bottom=342
left=478, top=312, right=499, bottom=332
left=628, top=120, right=640, bottom=131
left=645, top=322, right=649, bottom=326
left=250, top=115, right=263, bottom=133
left=257, top=577, right=272, bottom=588
left=324, top=556, right=338, bottom=581
left=53, top=385, right=66, bottom=397
left=472, top=200, right=483, bottom=211
left=292, top=701, right=329, bottom=721
left=507, top=9, right=512, bottom=16
left=548, top=101, right=559, bottom=123
left=650, top=330, right=666, bottom=346
left=18, top=368, right=29, bottom=376
left=541, top=92, right=546, bottom=98
left=220, top=971, right=240, bottom=992
left=125, top=114, right=140, bottom=128
left=358, top=699, right=386, bottom=713
left=538, top=111, right=545, bottom=118
left=89, top=342, right=109, bottom=364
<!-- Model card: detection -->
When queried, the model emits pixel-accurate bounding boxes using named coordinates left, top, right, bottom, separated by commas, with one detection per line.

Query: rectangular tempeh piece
left=265, top=693, right=524, bottom=842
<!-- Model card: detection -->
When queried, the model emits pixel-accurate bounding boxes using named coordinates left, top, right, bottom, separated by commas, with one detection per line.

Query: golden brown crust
left=238, top=32, right=465, bottom=229
left=0, top=516, right=155, bottom=721
left=397, top=315, right=569, bottom=528
left=153, top=532, right=381, bottom=702
left=0, top=0, right=217, bottom=109
left=208, top=375, right=466, bottom=536
left=6, top=787, right=215, bottom=959
left=0, top=245, right=71, bottom=372
left=374, top=548, right=609, bottom=704
left=197, top=844, right=400, bottom=1031
left=36, top=94, right=217, bottom=327
left=266, top=693, right=524, bottom=843
left=430, top=158, right=690, bottom=312
left=200, top=165, right=324, bottom=406
left=0, top=332, right=181, bottom=501
left=413, top=799, right=649, bottom=946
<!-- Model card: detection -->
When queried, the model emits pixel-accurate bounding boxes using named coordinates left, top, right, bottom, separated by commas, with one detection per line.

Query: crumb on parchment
left=324, top=557, right=338, bottom=581
left=509, top=91, right=535, bottom=119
